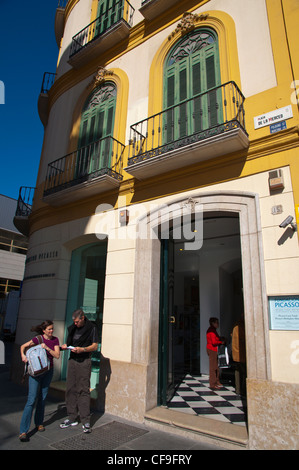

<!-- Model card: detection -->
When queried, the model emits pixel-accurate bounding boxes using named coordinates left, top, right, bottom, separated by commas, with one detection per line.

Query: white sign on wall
left=254, top=105, right=293, bottom=129
left=269, top=296, right=299, bottom=330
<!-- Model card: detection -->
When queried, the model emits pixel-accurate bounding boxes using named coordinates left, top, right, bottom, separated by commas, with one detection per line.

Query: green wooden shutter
left=102, top=106, right=114, bottom=167
left=192, top=58, right=202, bottom=133
left=96, top=0, right=124, bottom=36
left=163, top=29, right=221, bottom=142
left=165, top=74, right=175, bottom=143
left=77, top=83, right=116, bottom=175
left=179, top=67, right=187, bottom=138
left=206, top=54, right=217, bottom=127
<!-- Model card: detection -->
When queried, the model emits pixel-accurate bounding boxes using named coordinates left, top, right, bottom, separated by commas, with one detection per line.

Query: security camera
left=279, top=215, right=297, bottom=231
left=279, top=215, right=293, bottom=228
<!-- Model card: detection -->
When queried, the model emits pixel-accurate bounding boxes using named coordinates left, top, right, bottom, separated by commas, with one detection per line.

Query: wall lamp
left=279, top=215, right=297, bottom=231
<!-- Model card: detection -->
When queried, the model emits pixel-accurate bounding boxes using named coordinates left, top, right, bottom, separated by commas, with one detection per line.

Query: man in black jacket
left=60, top=309, right=98, bottom=433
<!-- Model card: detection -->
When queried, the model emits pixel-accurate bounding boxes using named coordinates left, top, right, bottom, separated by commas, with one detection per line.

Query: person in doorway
left=19, top=320, right=60, bottom=441
left=231, top=313, right=246, bottom=396
left=60, top=309, right=98, bottom=433
left=206, top=317, right=225, bottom=390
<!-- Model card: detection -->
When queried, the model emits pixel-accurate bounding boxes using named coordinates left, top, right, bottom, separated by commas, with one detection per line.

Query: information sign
left=269, top=296, right=299, bottom=330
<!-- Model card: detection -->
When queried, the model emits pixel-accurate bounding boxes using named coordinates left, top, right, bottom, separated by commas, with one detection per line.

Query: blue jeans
left=20, top=368, right=53, bottom=434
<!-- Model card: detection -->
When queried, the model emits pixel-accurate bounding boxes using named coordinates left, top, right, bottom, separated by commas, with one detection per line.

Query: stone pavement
left=0, top=341, right=240, bottom=453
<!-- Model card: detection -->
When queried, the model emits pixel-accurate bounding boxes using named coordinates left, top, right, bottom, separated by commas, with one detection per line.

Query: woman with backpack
left=19, top=320, right=60, bottom=441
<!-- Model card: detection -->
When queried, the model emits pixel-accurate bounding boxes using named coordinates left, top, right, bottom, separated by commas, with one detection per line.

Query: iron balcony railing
left=57, top=0, right=68, bottom=7
left=40, top=72, right=56, bottom=94
left=128, top=81, right=247, bottom=166
left=15, top=187, right=35, bottom=217
left=44, top=136, right=125, bottom=197
left=70, top=0, right=135, bottom=57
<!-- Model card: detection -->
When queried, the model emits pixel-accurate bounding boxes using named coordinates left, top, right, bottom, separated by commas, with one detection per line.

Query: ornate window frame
left=148, top=10, right=242, bottom=118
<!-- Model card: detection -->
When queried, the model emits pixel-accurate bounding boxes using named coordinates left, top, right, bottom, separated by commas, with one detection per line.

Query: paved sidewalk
left=0, top=341, right=226, bottom=452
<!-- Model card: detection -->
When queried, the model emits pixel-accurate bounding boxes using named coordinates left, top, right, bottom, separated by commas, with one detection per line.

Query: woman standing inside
left=206, top=317, right=224, bottom=390
left=19, top=320, right=60, bottom=441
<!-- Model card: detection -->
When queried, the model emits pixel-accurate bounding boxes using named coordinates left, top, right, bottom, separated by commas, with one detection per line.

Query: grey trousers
left=66, top=357, right=91, bottom=424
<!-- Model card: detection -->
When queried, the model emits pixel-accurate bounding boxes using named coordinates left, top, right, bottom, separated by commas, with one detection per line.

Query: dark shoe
left=19, top=433, right=27, bottom=442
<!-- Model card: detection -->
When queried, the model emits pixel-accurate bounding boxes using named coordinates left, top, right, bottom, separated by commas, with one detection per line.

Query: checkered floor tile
left=168, top=374, right=247, bottom=426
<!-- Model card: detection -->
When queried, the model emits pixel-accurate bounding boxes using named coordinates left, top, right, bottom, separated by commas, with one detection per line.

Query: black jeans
left=66, top=357, right=91, bottom=424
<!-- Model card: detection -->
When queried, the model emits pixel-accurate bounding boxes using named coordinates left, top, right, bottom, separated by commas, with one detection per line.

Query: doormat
left=50, top=421, right=149, bottom=450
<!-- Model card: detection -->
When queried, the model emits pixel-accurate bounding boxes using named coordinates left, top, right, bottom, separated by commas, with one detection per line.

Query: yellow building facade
left=13, top=0, right=299, bottom=449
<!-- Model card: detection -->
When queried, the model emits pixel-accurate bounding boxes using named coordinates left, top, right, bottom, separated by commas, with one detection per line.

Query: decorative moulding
left=168, top=12, right=209, bottom=40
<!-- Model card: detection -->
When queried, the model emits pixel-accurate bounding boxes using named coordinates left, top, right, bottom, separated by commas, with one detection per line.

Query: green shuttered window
left=76, top=82, right=117, bottom=176
left=163, top=29, right=222, bottom=143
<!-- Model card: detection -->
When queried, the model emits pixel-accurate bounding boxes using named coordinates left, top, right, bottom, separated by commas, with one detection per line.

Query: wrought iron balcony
left=55, top=1, right=68, bottom=46
left=126, top=81, right=249, bottom=180
left=57, top=0, right=68, bottom=7
left=38, top=72, right=56, bottom=126
left=13, top=187, right=35, bottom=236
left=43, top=136, right=125, bottom=206
left=40, top=72, right=56, bottom=94
left=69, top=0, right=134, bottom=67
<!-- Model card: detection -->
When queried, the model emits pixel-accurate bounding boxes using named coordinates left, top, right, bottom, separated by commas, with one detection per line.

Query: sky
left=0, top=0, right=59, bottom=200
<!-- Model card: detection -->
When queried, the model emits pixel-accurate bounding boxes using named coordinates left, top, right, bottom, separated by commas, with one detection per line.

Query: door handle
left=169, top=316, right=176, bottom=324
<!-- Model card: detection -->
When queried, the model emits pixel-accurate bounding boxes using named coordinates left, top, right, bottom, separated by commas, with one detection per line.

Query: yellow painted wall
left=31, top=0, right=299, bottom=235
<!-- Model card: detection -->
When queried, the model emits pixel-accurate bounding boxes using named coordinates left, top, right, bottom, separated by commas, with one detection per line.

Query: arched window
left=163, top=29, right=222, bottom=142
left=76, top=82, right=117, bottom=176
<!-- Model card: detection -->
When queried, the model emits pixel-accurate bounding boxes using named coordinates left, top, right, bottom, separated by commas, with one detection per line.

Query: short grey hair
left=72, top=309, right=84, bottom=321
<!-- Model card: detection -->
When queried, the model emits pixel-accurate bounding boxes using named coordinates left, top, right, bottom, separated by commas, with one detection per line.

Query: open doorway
left=62, top=242, right=107, bottom=390
left=158, top=212, right=247, bottom=425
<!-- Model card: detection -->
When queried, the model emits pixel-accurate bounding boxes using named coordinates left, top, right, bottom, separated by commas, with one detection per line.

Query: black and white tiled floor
left=168, top=374, right=247, bottom=426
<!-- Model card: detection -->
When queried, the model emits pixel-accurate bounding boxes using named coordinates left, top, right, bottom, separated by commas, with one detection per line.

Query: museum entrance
left=158, top=212, right=247, bottom=425
left=62, top=241, right=107, bottom=390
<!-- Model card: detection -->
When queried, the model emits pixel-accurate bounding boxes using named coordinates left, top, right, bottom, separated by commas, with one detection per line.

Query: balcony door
left=163, top=29, right=222, bottom=143
left=95, top=0, right=124, bottom=36
left=76, top=82, right=116, bottom=178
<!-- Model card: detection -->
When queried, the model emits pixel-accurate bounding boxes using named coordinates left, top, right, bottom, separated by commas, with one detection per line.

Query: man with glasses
left=60, top=309, right=98, bottom=433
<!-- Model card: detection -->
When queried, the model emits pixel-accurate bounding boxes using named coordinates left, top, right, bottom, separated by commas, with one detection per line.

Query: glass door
left=159, top=238, right=186, bottom=405
left=159, top=235, right=201, bottom=406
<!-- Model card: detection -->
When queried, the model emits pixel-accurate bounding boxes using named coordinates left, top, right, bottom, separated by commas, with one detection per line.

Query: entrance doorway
left=62, top=242, right=107, bottom=389
left=158, top=213, right=246, bottom=423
